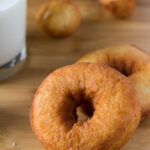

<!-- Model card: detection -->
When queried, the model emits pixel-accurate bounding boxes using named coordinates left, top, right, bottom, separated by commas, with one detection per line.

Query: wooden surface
left=1, top=0, right=150, bottom=149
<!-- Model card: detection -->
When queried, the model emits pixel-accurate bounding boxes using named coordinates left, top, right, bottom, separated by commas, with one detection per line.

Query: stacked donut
left=77, top=45, right=150, bottom=119
left=30, top=45, right=150, bottom=150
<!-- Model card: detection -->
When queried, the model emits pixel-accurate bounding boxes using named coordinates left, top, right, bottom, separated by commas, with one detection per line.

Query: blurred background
left=0, top=0, right=150, bottom=149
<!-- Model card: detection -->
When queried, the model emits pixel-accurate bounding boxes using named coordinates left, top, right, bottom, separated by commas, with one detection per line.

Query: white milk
left=0, top=0, right=26, bottom=66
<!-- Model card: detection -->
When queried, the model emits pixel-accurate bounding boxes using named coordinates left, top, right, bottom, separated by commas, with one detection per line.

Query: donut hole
left=76, top=100, right=95, bottom=122
left=58, top=93, right=95, bottom=129
left=109, top=59, right=137, bottom=77
left=111, top=64, right=131, bottom=76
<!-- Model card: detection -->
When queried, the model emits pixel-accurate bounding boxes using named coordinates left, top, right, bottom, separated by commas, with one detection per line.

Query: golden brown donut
left=36, top=0, right=81, bottom=37
left=99, top=0, right=137, bottom=18
left=31, top=63, right=141, bottom=150
left=77, top=45, right=150, bottom=119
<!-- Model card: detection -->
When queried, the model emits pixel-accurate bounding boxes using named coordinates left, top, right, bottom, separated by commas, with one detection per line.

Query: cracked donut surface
left=31, top=63, right=141, bottom=150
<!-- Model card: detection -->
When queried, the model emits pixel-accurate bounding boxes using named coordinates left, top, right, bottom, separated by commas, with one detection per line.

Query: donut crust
left=77, top=45, right=150, bottom=119
left=31, top=63, right=141, bottom=150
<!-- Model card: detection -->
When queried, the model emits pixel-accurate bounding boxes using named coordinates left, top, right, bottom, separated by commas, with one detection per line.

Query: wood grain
left=0, top=0, right=150, bottom=149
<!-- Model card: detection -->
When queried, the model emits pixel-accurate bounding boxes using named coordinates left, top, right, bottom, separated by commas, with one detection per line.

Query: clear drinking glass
left=0, top=0, right=27, bottom=81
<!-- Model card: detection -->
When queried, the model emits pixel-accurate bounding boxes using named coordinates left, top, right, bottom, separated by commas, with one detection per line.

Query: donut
left=36, top=0, right=81, bottom=37
left=77, top=45, right=150, bottom=119
left=30, top=63, right=141, bottom=150
left=99, top=0, right=137, bottom=18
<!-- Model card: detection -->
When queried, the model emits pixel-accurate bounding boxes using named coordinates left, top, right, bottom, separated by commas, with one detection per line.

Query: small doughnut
left=99, top=0, right=137, bottom=18
left=77, top=45, right=150, bottom=119
left=36, top=0, right=81, bottom=37
left=30, top=63, right=141, bottom=150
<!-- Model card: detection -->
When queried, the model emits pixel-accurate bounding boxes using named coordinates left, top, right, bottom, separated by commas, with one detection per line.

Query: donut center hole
left=76, top=100, right=95, bottom=122
left=59, top=93, right=95, bottom=130
left=109, top=60, right=135, bottom=77
left=111, top=65, right=131, bottom=76
left=106, top=54, right=135, bottom=76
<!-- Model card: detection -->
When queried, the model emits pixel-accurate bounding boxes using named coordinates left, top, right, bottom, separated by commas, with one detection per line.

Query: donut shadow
left=122, top=118, right=150, bottom=150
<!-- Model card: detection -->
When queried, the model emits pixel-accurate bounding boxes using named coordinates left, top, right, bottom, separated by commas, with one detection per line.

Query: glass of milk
left=0, top=0, right=27, bottom=81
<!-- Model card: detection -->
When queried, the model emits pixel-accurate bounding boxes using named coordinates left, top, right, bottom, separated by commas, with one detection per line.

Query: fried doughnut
left=36, top=0, right=81, bottom=37
left=99, top=0, right=137, bottom=18
left=30, top=63, right=141, bottom=150
left=77, top=45, right=150, bottom=119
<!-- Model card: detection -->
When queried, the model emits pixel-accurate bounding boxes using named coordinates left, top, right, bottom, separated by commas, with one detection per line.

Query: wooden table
left=0, top=0, right=150, bottom=149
